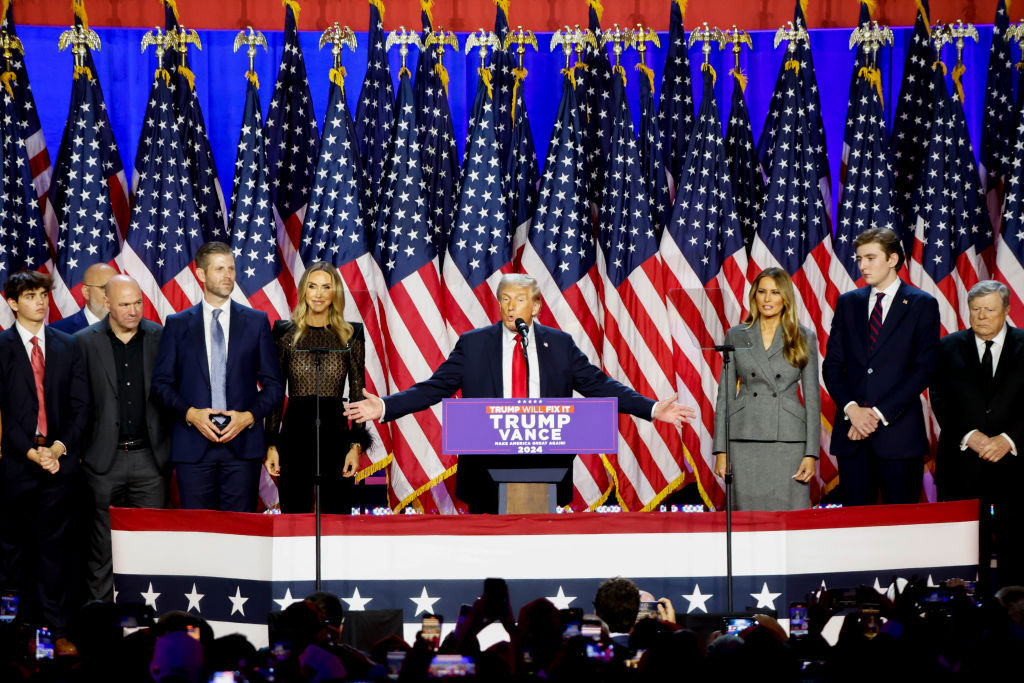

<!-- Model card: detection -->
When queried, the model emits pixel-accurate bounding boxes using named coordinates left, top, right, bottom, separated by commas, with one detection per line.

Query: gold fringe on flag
left=799, top=0, right=808, bottom=17
left=421, top=0, right=434, bottom=27
left=395, top=459, right=458, bottom=513
left=784, top=59, right=801, bottom=74
left=478, top=66, right=493, bottom=99
left=1, top=70, right=16, bottom=97
left=179, top=63, right=195, bottom=91
left=731, top=67, right=748, bottom=92
left=587, top=0, right=603, bottom=22
left=561, top=66, right=577, bottom=91
left=932, top=59, right=947, bottom=76
left=511, top=66, right=527, bottom=123
left=399, top=65, right=410, bottom=80
left=434, top=61, right=450, bottom=97
left=613, top=63, right=626, bottom=87
left=154, top=67, right=171, bottom=88
left=72, top=0, right=88, bottom=30
left=860, top=0, right=877, bottom=19
left=858, top=65, right=883, bottom=106
left=163, top=0, right=179, bottom=22
left=246, top=70, right=260, bottom=89
left=495, top=0, right=509, bottom=17
left=1, top=0, right=10, bottom=23
left=355, top=452, right=393, bottom=483
left=675, top=0, right=688, bottom=18
left=73, top=65, right=93, bottom=81
left=915, top=0, right=930, bottom=33
left=369, top=0, right=385, bottom=17
left=282, top=0, right=301, bottom=22
left=329, top=66, right=346, bottom=87
left=952, top=62, right=965, bottom=103
left=635, top=62, right=654, bottom=90
left=701, top=61, right=716, bottom=86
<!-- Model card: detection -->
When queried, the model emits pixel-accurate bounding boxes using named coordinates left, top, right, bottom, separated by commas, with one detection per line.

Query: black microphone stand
left=711, top=343, right=737, bottom=611
left=295, top=344, right=350, bottom=592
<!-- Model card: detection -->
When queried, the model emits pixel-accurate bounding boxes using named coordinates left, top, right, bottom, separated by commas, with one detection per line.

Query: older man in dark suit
left=50, top=262, right=116, bottom=335
left=152, top=241, right=283, bottom=512
left=0, top=271, right=89, bottom=645
left=823, top=228, right=940, bottom=506
left=931, top=280, right=1024, bottom=591
left=345, top=274, right=695, bottom=513
left=75, top=275, right=170, bottom=602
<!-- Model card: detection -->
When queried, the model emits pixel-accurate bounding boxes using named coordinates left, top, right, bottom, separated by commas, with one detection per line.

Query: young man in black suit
left=931, top=280, right=1024, bottom=591
left=0, top=271, right=89, bottom=648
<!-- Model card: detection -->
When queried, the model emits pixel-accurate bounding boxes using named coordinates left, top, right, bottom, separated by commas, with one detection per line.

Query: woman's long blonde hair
left=291, top=262, right=353, bottom=347
left=743, top=267, right=808, bottom=369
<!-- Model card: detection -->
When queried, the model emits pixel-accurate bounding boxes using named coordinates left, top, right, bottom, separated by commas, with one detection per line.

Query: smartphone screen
left=789, top=602, right=808, bottom=637
left=428, top=654, right=475, bottom=677
left=422, top=615, right=442, bottom=647
left=35, top=627, right=54, bottom=660
left=637, top=600, right=659, bottom=621
left=0, top=592, right=17, bottom=623
left=724, top=617, right=755, bottom=634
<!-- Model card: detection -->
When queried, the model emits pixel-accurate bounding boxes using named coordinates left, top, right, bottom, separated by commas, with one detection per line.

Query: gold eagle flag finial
left=58, top=22, right=102, bottom=81
left=385, top=26, right=421, bottom=79
left=319, top=23, right=356, bottom=86
left=233, top=26, right=268, bottom=88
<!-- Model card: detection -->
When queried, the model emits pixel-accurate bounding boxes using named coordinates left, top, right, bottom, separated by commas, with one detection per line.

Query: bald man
left=51, top=262, right=117, bottom=334
left=74, top=275, right=169, bottom=601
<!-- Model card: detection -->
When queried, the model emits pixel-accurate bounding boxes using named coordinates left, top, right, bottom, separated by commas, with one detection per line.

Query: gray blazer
left=75, top=317, right=170, bottom=474
left=712, top=323, right=821, bottom=456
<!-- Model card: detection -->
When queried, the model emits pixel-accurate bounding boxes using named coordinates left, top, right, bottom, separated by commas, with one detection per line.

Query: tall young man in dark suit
left=345, top=274, right=695, bottom=512
left=931, top=280, right=1024, bottom=590
left=75, top=275, right=170, bottom=601
left=0, top=271, right=89, bottom=645
left=49, top=262, right=116, bottom=335
left=151, top=242, right=283, bottom=512
left=822, top=228, right=940, bottom=506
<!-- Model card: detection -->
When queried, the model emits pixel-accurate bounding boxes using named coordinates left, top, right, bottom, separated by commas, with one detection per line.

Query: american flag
left=834, top=40, right=900, bottom=294
left=413, top=14, right=460, bottom=265
left=656, top=0, right=695, bottom=198
left=724, top=69, right=764, bottom=254
left=518, top=72, right=610, bottom=510
left=0, top=74, right=51, bottom=330
left=996, top=100, right=1024, bottom=324
left=758, top=3, right=831, bottom=224
left=907, top=61, right=987, bottom=335
left=118, top=66, right=204, bottom=322
left=228, top=74, right=289, bottom=323
left=373, top=67, right=457, bottom=514
left=581, top=1, right=613, bottom=210
left=596, top=71, right=686, bottom=512
left=504, top=58, right=539, bottom=268
left=162, top=2, right=229, bottom=245
left=748, top=33, right=839, bottom=492
left=637, top=57, right=670, bottom=236
left=489, top=0, right=516, bottom=170
left=890, top=0, right=935, bottom=256
left=354, top=0, right=394, bottom=228
left=49, top=64, right=122, bottom=316
left=265, top=0, right=318, bottom=309
left=979, top=0, right=1014, bottom=264
left=442, top=70, right=512, bottom=338
left=839, top=0, right=874, bottom=190
left=660, top=70, right=749, bottom=512
left=302, top=69, right=393, bottom=481
left=1, top=4, right=57, bottom=256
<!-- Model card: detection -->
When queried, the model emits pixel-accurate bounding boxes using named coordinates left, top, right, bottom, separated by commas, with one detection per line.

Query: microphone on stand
left=514, top=317, right=530, bottom=346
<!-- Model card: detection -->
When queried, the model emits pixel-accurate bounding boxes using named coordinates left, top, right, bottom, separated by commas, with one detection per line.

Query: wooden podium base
left=505, top=483, right=553, bottom=515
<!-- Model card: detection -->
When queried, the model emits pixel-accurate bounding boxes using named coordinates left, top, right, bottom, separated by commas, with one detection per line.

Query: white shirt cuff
left=960, top=430, right=976, bottom=451
left=872, top=407, right=888, bottom=426
left=1002, top=433, right=1017, bottom=456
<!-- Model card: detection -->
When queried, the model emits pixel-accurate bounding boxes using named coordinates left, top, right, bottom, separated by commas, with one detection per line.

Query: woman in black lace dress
left=264, top=262, right=372, bottom=513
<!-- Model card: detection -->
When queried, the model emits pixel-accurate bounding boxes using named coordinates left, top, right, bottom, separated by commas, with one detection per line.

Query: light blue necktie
left=211, top=308, right=226, bottom=410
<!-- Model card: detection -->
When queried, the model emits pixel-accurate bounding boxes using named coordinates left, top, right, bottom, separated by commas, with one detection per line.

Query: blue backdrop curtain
left=18, top=23, right=1002, bottom=220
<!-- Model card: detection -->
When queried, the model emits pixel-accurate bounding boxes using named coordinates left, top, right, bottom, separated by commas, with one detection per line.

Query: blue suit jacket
left=49, top=309, right=89, bottom=335
left=822, top=281, right=940, bottom=459
left=0, top=326, right=90, bottom=479
left=151, top=301, right=284, bottom=463
left=383, top=322, right=655, bottom=421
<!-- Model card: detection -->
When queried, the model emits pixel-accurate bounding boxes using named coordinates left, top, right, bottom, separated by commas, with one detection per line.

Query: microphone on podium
left=514, top=318, right=529, bottom=353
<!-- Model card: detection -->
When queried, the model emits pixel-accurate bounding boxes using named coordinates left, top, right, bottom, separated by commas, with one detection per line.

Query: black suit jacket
left=49, top=309, right=89, bottom=335
left=75, top=317, right=171, bottom=474
left=930, top=325, right=1024, bottom=499
left=0, top=325, right=90, bottom=479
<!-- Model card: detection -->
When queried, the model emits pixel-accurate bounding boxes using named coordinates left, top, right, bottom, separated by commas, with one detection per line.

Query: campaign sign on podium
left=441, top=397, right=619, bottom=455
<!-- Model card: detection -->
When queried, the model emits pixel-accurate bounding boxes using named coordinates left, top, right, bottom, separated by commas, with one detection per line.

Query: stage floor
left=112, top=501, right=979, bottom=647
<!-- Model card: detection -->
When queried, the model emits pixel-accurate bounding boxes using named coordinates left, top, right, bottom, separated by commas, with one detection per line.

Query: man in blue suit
left=345, top=274, right=695, bottom=512
left=49, top=262, right=116, bottom=334
left=151, top=242, right=283, bottom=512
left=823, top=228, right=940, bottom=506
left=0, top=271, right=89, bottom=644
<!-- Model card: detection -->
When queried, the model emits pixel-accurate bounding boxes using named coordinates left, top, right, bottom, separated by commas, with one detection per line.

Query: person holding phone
left=264, top=262, right=372, bottom=513
left=151, top=241, right=283, bottom=512
left=713, top=267, right=820, bottom=510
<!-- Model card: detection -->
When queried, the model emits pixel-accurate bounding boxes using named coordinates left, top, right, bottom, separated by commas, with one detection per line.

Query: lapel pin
left=902, top=299, right=908, bottom=304
left=544, top=342, right=549, bottom=347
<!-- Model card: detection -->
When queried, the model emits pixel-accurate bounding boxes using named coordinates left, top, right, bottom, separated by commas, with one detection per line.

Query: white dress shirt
left=867, top=277, right=902, bottom=324
left=84, top=306, right=102, bottom=326
left=502, top=323, right=541, bottom=398
left=201, top=298, right=231, bottom=379
left=15, top=322, right=64, bottom=449
left=961, top=324, right=1016, bottom=456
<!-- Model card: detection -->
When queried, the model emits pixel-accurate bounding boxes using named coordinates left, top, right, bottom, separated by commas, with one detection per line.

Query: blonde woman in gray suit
left=712, top=267, right=821, bottom=510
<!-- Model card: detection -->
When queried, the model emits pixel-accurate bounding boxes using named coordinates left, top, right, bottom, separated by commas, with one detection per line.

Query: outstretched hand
left=343, top=389, right=385, bottom=424
left=653, top=399, right=696, bottom=427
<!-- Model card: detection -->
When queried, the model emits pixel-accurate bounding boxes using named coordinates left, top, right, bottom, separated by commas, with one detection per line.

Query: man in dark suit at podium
left=931, top=280, right=1024, bottom=590
left=345, top=274, right=695, bottom=512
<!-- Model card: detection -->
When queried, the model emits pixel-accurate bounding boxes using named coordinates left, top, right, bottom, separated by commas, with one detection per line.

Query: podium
left=442, top=398, right=619, bottom=514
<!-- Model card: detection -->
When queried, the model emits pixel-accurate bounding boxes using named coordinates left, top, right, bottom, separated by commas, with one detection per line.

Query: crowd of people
left=2, top=575, right=1024, bottom=681
left=0, top=226, right=1021, bottom=654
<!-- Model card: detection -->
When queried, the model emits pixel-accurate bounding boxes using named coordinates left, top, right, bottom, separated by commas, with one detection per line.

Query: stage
left=111, top=501, right=979, bottom=647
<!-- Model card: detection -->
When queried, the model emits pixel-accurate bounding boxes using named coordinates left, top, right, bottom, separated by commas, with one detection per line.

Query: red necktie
left=512, top=336, right=527, bottom=398
left=869, top=292, right=885, bottom=350
left=30, top=336, right=48, bottom=437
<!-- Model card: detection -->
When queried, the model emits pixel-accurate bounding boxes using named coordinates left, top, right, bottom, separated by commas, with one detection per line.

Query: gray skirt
left=727, top=440, right=810, bottom=511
